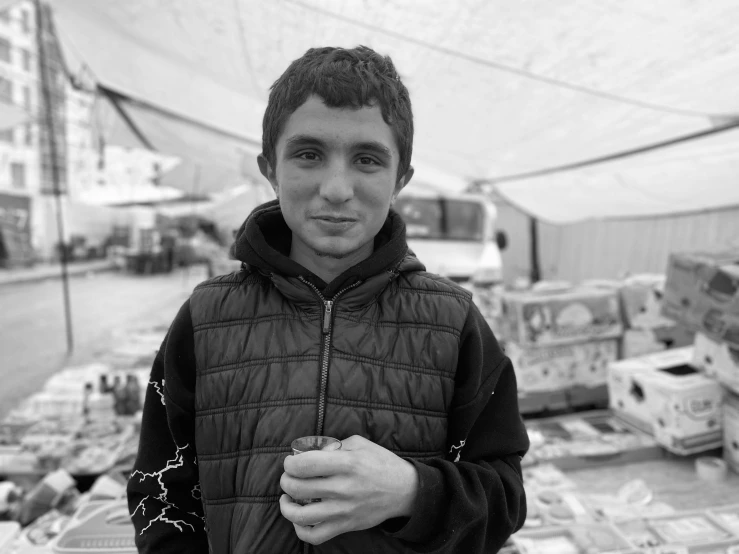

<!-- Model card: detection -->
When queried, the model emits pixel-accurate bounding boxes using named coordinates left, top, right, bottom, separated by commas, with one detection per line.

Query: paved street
left=0, top=266, right=207, bottom=418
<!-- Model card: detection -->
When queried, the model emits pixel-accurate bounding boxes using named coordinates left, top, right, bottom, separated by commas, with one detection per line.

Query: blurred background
left=0, top=1, right=739, bottom=552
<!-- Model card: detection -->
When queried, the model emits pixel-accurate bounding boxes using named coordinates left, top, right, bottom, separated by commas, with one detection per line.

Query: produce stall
left=494, top=246, right=739, bottom=553
left=0, top=325, right=163, bottom=553
left=0, top=247, right=738, bottom=553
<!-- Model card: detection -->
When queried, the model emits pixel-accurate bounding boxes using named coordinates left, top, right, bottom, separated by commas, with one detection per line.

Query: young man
left=127, top=46, right=529, bottom=553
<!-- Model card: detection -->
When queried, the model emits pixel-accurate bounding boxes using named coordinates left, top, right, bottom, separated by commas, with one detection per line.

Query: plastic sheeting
left=94, top=91, right=265, bottom=190
left=494, top=126, right=739, bottom=223
left=49, top=0, right=739, bottom=219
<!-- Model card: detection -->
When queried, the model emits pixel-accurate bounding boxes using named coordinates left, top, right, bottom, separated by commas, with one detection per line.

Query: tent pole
left=529, top=215, right=541, bottom=284
left=35, top=0, right=73, bottom=353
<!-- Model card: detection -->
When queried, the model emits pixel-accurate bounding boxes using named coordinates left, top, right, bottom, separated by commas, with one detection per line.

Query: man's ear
left=392, top=165, right=414, bottom=203
left=258, top=154, right=279, bottom=197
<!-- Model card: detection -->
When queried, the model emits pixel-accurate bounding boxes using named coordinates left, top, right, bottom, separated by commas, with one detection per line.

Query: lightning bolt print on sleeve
left=127, top=302, right=208, bottom=554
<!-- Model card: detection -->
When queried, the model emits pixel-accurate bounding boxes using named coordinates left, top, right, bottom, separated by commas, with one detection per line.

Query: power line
left=285, top=0, right=737, bottom=120
left=474, top=118, right=739, bottom=185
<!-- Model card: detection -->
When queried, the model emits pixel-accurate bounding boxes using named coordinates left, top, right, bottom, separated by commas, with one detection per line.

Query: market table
left=566, top=455, right=739, bottom=512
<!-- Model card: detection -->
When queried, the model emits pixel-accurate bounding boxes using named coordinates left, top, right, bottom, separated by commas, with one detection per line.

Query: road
left=0, top=267, right=207, bottom=418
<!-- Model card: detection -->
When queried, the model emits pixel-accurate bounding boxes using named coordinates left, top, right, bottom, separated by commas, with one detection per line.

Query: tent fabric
left=50, top=0, right=739, bottom=218
left=493, top=126, right=739, bottom=224
left=101, top=92, right=265, bottom=190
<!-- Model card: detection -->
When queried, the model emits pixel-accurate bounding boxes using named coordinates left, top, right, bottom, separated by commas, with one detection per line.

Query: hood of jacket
left=229, top=199, right=424, bottom=298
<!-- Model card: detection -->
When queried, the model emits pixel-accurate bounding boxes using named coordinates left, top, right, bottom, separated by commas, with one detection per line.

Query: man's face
left=259, top=95, right=411, bottom=260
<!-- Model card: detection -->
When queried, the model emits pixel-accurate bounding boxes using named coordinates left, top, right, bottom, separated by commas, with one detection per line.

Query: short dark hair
left=262, top=45, right=413, bottom=180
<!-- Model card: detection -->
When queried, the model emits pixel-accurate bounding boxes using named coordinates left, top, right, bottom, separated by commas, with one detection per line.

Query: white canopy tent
left=47, top=0, right=739, bottom=221
left=493, top=125, right=739, bottom=224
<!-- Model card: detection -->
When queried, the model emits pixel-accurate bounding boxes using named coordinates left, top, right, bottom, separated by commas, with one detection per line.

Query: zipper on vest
left=298, top=276, right=361, bottom=436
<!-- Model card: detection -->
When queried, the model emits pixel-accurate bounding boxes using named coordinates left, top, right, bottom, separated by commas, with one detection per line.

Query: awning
left=493, top=126, right=739, bottom=224
left=94, top=90, right=265, bottom=192
left=50, top=0, right=739, bottom=206
left=52, top=0, right=265, bottom=193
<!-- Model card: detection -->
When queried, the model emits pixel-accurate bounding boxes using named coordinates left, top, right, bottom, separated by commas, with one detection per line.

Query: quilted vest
left=189, top=256, right=471, bottom=554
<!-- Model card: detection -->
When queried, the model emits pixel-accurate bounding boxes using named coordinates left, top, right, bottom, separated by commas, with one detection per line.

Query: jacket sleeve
left=126, top=299, right=209, bottom=554
left=382, top=301, right=529, bottom=553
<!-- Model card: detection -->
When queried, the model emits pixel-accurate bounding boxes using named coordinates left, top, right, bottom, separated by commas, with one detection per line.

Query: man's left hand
left=279, top=435, right=419, bottom=545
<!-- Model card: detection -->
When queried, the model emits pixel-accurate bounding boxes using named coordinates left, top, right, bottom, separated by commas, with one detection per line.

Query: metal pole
left=35, top=0, right=73, bottom=353
left=529, top=215, right=541, bottom=284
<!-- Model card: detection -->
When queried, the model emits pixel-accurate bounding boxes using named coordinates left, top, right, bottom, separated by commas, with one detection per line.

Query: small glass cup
left=290, top=436, right=341, bottom=505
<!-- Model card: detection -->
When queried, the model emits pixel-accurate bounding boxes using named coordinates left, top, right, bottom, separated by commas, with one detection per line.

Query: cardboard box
left=608, top=349, right=692, bottom=435
left=725, top=393, right=739, bottom=474
left=619, top=274, right=675, bottom=330
left=622, top=328, right=668, bottom=359
left=506, top=342, right=572, bottom=394
left=506, top=339, right=618, bottom=394
left=499, top=287, right=623, bottom=347
left=662, top=250, right=739, bottom=347
left=525, top=410, right=661, bottom=471
left=693, top=332, right=721, bottom=378
left=572, top=340, right=620, bottom=389
left=653, top=323, right=696, bottom=349
left=608, top=347, right=725, bottom=454
left=567, top=384, right=609, bottom=410
left=692, top=332, right=739, bottom=394
left=622, top=326, right=696, bottom=360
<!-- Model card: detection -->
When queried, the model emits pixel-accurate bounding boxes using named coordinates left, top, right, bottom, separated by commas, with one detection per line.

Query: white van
left=394, top=188, right=507, bottom=285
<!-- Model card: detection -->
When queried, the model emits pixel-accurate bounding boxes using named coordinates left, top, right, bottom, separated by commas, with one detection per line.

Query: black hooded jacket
left=127, top=201, right=529, bottom=553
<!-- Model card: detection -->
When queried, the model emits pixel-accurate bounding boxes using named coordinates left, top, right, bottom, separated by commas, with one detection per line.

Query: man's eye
left=298, top=152, right=319, bottom=161
left=357, top=156, right=378, bottom=165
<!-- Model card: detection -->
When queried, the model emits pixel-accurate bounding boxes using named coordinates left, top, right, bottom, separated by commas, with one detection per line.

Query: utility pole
left=34, top=0, right=73, bottom=353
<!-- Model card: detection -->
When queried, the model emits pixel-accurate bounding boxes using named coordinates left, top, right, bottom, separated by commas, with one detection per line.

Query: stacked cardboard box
left=608, top=347, right=724, bottom=455
left=618, top=274, right=695, bottom=359
left=499, top=286, right=623, bottom=413
left=662, top=250, right=739, bottom=348
left=660, top=249, right=739, bottom=468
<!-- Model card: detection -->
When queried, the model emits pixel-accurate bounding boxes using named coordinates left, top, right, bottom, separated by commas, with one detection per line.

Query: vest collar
left=265, top=251, right=423, bottom=311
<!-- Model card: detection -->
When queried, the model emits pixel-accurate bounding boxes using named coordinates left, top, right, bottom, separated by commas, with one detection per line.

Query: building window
left=0, top=76, right=11, bottom=104
left=0, top=127, right=12, bottom=142
left=24, top=123, right=32, bottom=146
left=0, top=10, right=9, bottom=24
left=20, top=10, right=30, bottom=34
left=21, top=48, right=30, bottom=71
left=22, top=85, right=30, bottom=109
left=11, top=162, right=25, bottom=189
left=0, top=37, right=10, bottom=63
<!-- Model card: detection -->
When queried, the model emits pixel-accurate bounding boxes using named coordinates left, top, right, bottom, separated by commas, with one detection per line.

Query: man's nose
left=319, top=162, right=354, bottom=204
